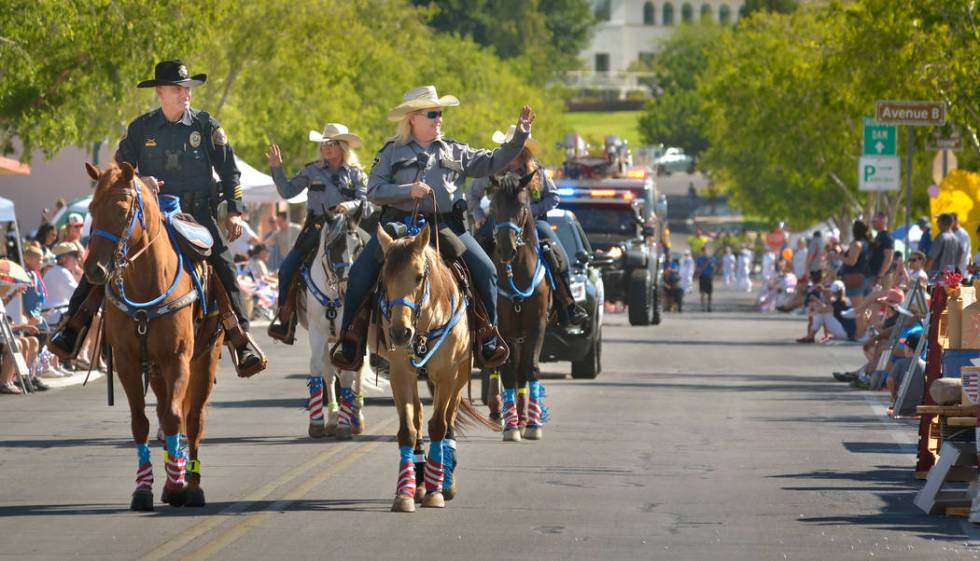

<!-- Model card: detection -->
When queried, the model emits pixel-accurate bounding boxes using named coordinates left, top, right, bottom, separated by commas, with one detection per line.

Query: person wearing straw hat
left=331, top=85, right=534, bottom=370
left=467, top=125, right=587, bottom=326
left=49, top=59, right=265, bottom=376
left=264, top=123, right=370, bottom=343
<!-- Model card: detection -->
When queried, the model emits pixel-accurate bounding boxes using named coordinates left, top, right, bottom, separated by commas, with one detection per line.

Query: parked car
left=539, top=209, right=604, bottom=379
left=654, top=147, right=695, bottom=175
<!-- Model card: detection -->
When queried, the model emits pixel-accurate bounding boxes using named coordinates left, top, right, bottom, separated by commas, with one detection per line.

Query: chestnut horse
left=85, top=162, right=223, bottom=511
left=490, top=173, right=552, bottom=441
left=371, top=224, right=495, bottom=512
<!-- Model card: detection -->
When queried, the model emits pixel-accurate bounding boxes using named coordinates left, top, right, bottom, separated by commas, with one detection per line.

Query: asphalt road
left=2, top=289, right=979, bottom=561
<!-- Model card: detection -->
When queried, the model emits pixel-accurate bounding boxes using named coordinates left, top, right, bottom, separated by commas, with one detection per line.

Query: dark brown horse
left=490, top=172, right=552, bottom=441
left=84, top=162, right=223, bottom=510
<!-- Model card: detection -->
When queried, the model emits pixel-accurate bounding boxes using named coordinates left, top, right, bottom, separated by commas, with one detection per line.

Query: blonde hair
left=320, top=141, right=362, bottom=169
left=390, top=111, right=442, bottom=145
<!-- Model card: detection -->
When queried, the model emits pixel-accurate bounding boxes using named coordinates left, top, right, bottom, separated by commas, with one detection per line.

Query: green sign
left=863, top=116, right=896, bottom=156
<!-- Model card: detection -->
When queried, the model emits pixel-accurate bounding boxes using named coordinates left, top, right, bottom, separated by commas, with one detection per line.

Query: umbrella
left=0, top=259, right=31, bottom=284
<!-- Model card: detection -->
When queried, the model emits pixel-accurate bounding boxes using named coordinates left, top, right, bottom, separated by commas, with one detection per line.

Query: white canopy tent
left=235, top=157, right=306, bottom=205
left=0, top=196, right=15, bottom=222
left=0, top=195, right=24, bottom=321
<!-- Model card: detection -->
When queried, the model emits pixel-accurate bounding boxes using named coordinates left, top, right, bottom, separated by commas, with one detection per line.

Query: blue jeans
left=340, top=225, right=498, bottom=333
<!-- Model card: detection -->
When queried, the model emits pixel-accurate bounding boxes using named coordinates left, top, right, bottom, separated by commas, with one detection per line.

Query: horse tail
left=455, top=395, right=502, bottom=433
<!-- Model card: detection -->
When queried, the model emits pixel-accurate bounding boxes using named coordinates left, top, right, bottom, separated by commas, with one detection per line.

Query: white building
left=569, top=0, right=744, bottom=97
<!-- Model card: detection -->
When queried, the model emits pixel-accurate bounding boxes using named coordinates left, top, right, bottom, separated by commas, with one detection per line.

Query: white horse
left=299, top=205, right=370, bottom=440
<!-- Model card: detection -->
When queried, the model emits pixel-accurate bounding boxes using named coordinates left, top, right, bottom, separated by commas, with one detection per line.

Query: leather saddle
left=170, top=213, right=214, bottom=261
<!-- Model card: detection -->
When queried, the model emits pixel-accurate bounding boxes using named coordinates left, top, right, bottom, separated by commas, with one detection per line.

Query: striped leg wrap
left=424, top=439, right=445, bottom=493
left=307, top=376, right=325, bottom=424
left=396, top=445, right=416, bottom=498
left=164, top=434, right=187, bottom=488
left=502, top=388, right=519, bottom=431
left=338, top=387, right=360, bottom=428
left=529, top=380, right=550, bottom=424
left=135, top=443, right=153, bottom=491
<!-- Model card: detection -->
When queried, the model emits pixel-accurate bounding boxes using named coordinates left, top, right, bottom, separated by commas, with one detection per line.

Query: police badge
left=189, top=131, right=202, bottom=148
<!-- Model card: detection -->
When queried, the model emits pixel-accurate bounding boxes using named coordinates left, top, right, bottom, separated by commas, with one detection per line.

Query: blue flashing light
left=557, top=188, right=576, bottom=196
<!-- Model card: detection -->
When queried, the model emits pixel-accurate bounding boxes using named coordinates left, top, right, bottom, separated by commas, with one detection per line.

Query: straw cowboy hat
left=308, top=123, right=362, bottom=149
left=387, top=85, right=459, bottom=121
left=137, top=59, right=207, bottom=88
left=52, top=242, right=80, bottom=258
left=492, top=125, right=540, bottom=154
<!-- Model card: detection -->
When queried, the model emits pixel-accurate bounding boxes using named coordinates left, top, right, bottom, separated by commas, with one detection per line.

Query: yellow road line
left=181, top=438, right=386, bottom=561
left=136, top=416, right=397, bottom=561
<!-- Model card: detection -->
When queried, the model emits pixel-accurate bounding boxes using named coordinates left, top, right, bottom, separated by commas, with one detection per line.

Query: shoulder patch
left=212, top=127, right=228, bottom=146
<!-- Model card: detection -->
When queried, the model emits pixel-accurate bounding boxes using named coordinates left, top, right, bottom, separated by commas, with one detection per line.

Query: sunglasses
left=323, top=140, right=340, bottom=147
left=422, top=110, right=442, bottom=119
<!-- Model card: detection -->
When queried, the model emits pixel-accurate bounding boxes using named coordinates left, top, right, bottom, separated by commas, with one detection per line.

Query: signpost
left=875, top=100, right=948, bottom=253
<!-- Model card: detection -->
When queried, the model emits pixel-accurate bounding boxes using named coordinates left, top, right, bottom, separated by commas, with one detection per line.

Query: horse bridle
left=494, top=202, right=531, bottom=249
left=380, top=256, right=431, bottom=333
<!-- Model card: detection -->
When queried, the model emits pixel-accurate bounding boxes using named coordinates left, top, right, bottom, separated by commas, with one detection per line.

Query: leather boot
left=555, top=275, right=588, bottom=326
left=330, top=295, right=373, bottom=371
left=268, top=278, right=300, bottom=344
left=49, top=288, right=104, bottom=362
left=212, top=274, right=267, bottom=377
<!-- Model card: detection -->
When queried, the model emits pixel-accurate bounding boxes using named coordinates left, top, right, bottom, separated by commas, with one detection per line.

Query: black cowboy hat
left=137, top=59, right=207, bottom=88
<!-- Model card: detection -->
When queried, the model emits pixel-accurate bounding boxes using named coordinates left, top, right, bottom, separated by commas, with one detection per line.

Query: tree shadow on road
left=0, top=498, right=394, bottom=518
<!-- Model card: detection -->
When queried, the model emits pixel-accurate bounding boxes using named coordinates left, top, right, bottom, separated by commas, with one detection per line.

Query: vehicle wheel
left=628, top=269, right=653, bottom=326
left=651, top=282, right=663, bottom=326
left=571, top=327, right=600, bottom=379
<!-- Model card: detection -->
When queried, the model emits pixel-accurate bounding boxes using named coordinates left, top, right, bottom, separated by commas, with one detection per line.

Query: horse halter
left=493, top=204, right=530, bottom=249
left=91, top=178, right=147, bottom=270
left=380, top=256, right=431, bottom=330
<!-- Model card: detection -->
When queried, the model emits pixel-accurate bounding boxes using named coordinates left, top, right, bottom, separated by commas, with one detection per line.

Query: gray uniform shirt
left=467, top=165, right=559, bottom=223
left=368, top=130, right=528, bottom=214
left=271, top=161, right=369, bottom=217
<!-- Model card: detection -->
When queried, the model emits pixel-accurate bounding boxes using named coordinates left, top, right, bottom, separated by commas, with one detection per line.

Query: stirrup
left=49, top=321, right=87, bottom=362
left=267, top=313, right=296, bottom=345
left=330, top=336, right=364, bottom=371
left=231, top=333, right=268, bottom=378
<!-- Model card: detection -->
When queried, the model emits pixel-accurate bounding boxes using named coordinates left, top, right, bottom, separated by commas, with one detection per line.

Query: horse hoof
left=335, top=426, right=353, bottom=441
left=525, top=426, right=543, bottom=440
left=184, top=487, right=206, bottom=507
left=503, top=428, right=522, bottom=442
left=422, top=492, right=445, bottom=508
left=391, top=496, right=415, bottom=513
left=130, top=489, right=154, bottom=511
left=352, top=415, right=365, bottom=435
left=414, top=486, right=427, bottom=503
left=443, top=483, right=457, bottom=501
left=519, top=425, right=527, bottom=438
left=161, top=486, right=187, bottom=507
left=308, top=423, right=326, bottom=438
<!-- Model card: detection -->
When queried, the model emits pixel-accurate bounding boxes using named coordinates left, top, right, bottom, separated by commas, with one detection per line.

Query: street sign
left=863, top=116, right=896, bottom=155
left=933, top=150, right=958, bottom=185
left=875, top=100, right=946, bottom=126
left=859, top=155, right=901, bottom=192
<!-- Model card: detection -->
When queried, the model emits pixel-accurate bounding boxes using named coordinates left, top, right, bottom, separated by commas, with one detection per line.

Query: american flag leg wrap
left=442, top=438, right=456, bottom=491
left=396, top=445, right=416, bottom=498
left=164, top=433, right=187, bottom=488
left=135, top=443, right=153, bottom=491
left=424, top=439, right=445, bottom=493
left=502, top=388, right=519, bottom=430
left=530, top=380, right=550, bottom=423
left=338, top=387, right=359, bottom=428
left=307, top=376, right=325, bottom=424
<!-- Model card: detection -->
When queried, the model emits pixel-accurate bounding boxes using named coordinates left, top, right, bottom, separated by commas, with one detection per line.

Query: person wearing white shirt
left=42, top=243, right=81, bottom=325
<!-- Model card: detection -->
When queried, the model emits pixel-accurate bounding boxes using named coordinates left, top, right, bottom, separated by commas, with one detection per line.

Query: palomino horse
left=84, top=162, right=223, bottom=510
left=490, top=173, right=552, bottom=441
left=301, top=206, right=368, bottom=440
left=372, top=224, right=495, bottom=512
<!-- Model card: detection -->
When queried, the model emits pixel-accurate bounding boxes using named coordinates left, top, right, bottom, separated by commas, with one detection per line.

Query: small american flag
left=962, top=372, right=979, bottom=404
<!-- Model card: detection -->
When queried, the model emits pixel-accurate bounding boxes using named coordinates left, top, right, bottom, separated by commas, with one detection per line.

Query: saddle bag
left=170, top=213, right=214, bottom=262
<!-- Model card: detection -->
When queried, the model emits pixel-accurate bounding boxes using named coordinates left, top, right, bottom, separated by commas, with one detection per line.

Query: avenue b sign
left=859, top=155, right=901, bottom=192
left=875, top=100, right=946, bottom=126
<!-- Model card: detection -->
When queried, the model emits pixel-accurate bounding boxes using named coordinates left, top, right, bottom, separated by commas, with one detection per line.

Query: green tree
left=739, top=0, right=799, bottom=17
left=0, top=0, right=217, bottom=160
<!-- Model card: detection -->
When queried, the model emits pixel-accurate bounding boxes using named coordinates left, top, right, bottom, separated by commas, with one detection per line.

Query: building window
left=700, top=4, right=712, bottom=20
left=595, top=53, right=610, bottom=72
left=719, top=4, right=731, bottom=23
left=643, top=1, right=656, bottom=25
left=681, top=2, right=693, bottom=22
left=594, top=0, right=611, bottom=21
left=638, top=52, right=656, bottom=67
left=663, top=2, right=674, bottom=25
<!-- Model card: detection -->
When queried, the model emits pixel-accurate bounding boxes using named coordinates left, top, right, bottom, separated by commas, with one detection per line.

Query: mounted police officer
left=467, top=126, right=588, bottom=326
left=265, top=123, right=370, bottom=343
left=330, top=85, right=534, bottom=371
left=50, top=59, right=265, bottom=376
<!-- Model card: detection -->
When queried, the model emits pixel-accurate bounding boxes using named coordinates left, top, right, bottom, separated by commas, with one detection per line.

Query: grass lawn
left=564, top=111, right=643, bottom=147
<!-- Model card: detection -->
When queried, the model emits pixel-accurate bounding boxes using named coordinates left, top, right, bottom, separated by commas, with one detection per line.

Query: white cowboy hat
left=491, top=125, right=540, bottom=154
left=387, top=85, right=460, bottom=121
left=308, top=123, right=362, bottom=149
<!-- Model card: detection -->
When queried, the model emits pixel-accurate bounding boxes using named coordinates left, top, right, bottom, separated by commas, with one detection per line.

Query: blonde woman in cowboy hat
left=331, top=85, right=534, bottom=370
left=265, top=123, right=370, bottom=342
left=467, top=126, right=588, bottom=327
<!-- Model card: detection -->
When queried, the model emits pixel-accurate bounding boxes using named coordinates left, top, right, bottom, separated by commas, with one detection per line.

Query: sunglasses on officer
left=420, top=110, right=442, bottom=119
left=322, top=140, right=341, bottom=148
